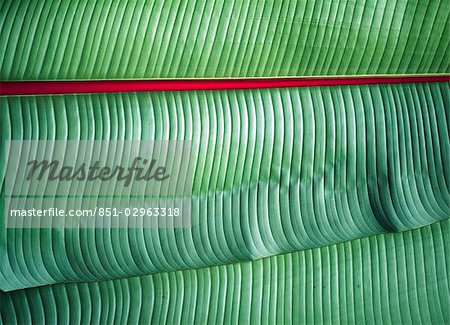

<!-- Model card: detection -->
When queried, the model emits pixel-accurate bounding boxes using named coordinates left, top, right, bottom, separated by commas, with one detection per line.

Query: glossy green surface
left=1, top=0, right=449, bottom=80
left=1, top=83, right=449, bottom=291
left=1, top=219, right=448, bottom=324
left=1, top=1, right=449, bottom=322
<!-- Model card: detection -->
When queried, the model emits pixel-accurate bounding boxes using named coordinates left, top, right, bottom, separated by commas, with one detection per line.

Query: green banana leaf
left=1, top=1, right=449, bottom=323
left=1, top=0, right=449, bottom=80
left=2, top=82, right=449, bottom=291
left=1, top=218, right=448, bottom=324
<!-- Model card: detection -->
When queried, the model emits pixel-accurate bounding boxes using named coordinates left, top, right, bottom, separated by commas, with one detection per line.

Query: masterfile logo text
left=4, top=140, right=193, bottom=228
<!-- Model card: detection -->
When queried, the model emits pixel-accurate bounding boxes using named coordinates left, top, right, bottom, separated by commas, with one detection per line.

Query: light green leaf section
left=0, top=0, right=449, bottom=80
left=1, top=83, right=449, bottom=291
left=1, top=219, right=448, bottom=324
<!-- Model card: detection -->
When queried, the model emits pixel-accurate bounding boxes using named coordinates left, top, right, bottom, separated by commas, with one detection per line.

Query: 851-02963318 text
left=8, top=207, right=182, bottom=218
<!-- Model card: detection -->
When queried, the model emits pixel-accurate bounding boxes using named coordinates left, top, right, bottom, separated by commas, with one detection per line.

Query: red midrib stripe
left=1, top=76, right=449, bottom=95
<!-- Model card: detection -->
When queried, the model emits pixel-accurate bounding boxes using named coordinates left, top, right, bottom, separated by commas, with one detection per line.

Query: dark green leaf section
left=1, top=219, right=448, bottom=324
left=0, top=0, right=449, bottom=80
left=1, top=83, right=449, bottom=291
